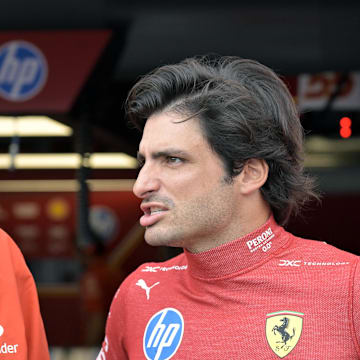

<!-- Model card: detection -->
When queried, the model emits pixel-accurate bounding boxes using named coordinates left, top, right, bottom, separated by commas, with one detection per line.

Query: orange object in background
left=0, top=228, right=49, bottom=359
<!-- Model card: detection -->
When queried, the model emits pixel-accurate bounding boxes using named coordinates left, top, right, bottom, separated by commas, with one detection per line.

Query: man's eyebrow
left=152, top=149, right=190, bottom=159
left=137, top=148, right=190, bottom=162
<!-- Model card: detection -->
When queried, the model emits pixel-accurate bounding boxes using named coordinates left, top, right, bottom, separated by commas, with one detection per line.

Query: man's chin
left=144, top=228, right=181, bottom=248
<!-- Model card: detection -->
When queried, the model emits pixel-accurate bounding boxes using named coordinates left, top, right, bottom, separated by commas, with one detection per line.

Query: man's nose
left=133, top=163, right=160, bottom=199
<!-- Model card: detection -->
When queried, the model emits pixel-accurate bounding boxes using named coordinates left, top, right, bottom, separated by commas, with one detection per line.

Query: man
left=0, top=228, right=50, bottom=359
left=97, top=56, right=360, bottom=359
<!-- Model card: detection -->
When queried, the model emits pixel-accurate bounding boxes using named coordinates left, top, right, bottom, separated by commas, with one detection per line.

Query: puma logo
left=136, top=279, right=160, bottom=300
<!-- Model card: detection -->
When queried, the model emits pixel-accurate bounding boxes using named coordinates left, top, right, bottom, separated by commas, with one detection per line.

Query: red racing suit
left=0, top=229, right=50, bottom=360
left=98, top=216, right=360, bottom=359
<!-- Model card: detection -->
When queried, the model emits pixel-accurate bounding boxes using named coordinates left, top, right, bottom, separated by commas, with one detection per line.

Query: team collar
left=184, top=215, right=290, bottom=280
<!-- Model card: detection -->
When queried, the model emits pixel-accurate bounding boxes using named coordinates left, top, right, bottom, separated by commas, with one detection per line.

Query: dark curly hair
left=126, top=55, right=318, bottom=225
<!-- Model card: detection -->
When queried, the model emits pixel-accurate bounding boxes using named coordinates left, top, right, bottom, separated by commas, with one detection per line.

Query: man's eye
left=166, top=156, right=182, bottom=164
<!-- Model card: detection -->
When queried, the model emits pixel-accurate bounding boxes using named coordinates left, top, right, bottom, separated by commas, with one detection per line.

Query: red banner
left=0, top=30, right=111, bottom=113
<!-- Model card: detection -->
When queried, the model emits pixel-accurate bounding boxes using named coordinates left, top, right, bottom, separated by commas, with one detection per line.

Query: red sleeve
left=0, top=229, right=50, bottom=360
left=351, top=257, right=360, bottom=357
left=97, top=285, right=128, bottom=360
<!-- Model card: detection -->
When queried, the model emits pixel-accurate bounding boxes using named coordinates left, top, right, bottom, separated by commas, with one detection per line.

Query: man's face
left=133, top=111, right=242, bottom=253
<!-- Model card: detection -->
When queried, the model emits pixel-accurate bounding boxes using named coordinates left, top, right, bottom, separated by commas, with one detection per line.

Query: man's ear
left=237, top=159, right=269, bottom=195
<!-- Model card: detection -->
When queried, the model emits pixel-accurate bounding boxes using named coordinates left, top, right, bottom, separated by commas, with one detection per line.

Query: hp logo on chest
left=143, top=308, right=184, bottom=360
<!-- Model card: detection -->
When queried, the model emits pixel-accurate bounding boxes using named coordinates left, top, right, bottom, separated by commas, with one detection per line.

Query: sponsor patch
left=143, top=308, right=184, bottom=360
left=303, top=261, right=350, bottom=266
left=142, top=265, right=188, bottom=273
left=136, top=279, right=160, bottom=300
left=246, top=227, right=274, bottom=253
left=278, top=260, right=350, bottom=267
left=278, top=260, right=301, bottom=267
left=0, top=325, right=19, bottom=354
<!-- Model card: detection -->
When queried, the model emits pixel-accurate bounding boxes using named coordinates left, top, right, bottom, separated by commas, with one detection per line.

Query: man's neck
left=185, top=198, right=271, bottom=254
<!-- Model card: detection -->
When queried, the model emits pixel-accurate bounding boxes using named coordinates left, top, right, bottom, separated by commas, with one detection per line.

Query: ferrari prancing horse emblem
left=266, top=310, right=304, bottom=358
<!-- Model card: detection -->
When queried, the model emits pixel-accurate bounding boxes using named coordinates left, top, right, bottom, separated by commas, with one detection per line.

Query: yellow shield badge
left=266, top=310, right=304, bottom=358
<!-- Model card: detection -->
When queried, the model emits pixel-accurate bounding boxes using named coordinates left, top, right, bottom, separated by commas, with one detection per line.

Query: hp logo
left=0, top=40, right=48, bottom=101
left=143, top=308, right=184, bottom=360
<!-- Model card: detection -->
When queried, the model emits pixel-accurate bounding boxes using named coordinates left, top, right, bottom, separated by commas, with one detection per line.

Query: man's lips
left=140, top=203, right=169, bottom=227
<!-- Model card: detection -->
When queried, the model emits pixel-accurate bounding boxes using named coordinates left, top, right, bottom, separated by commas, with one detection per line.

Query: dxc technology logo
left=0, top=40, right=48, bottom=101
left=143, top=308, right=184, bottom=360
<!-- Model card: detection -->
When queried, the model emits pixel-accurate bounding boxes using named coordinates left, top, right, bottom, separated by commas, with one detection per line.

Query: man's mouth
left=140, top=203, right=169, bottom=227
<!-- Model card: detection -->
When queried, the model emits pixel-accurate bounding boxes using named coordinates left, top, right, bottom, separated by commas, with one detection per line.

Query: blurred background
left=0, top=0, right=359, bottom=358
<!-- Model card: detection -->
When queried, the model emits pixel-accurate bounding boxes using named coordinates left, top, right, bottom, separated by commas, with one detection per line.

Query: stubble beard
left=144, top=178, right=236, bottom=252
